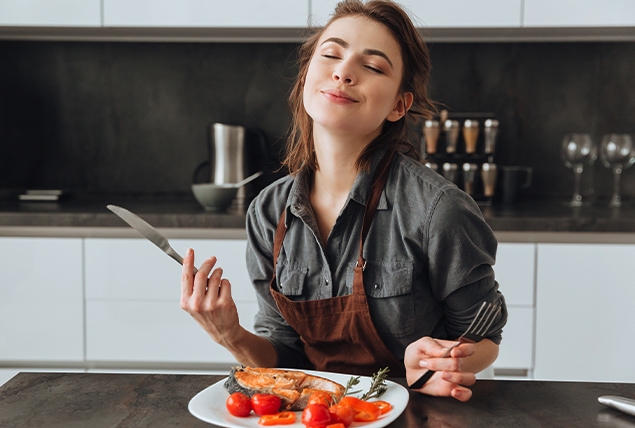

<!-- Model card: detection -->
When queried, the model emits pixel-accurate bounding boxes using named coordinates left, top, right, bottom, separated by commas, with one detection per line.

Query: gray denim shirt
left=245, top=149, right=507, bottom=369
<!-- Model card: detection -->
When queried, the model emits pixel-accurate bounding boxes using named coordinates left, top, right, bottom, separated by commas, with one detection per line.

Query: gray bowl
left=191, top=183, right=238, bottom=212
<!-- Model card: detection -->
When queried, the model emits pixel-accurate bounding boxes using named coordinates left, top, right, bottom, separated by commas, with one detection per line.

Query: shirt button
left=325, top=279, right=329, bottom=286
left=374, top=283, right=381, bottom=290
left=293, top=205, right=302, bottom=212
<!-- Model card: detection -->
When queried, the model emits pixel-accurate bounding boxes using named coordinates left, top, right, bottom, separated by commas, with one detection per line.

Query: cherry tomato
left=251, top=394, right=282, bottom=416
left=301, top=403, right=332, bottom=427
left=326, top=424, right=346, bottom=428
left=308, top=391, right=334, bottom=407
left=258, top=411, right=296, bottom=426
left=226, top=392, right=252, bottom=417
left=339, top=397, right=380, bottom=422
left=328, top=402, right=354, bottom=427
left=373, top=400, right=392, bottom=415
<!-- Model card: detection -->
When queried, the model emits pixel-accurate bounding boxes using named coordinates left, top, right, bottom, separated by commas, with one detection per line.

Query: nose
left=332, top=59, right=356, bottom=85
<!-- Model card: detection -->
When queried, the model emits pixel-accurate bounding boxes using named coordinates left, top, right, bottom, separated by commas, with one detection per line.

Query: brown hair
left=282, top=0, right=435, bottom=174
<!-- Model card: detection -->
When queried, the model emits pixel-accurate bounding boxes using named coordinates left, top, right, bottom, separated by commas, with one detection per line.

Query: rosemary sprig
left=341, top=375, right=362, bottom=399
left=360, top=367, right=389, bottom=401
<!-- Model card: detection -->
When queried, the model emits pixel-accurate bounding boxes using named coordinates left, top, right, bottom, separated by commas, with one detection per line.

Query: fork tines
left=462, top=301, right=502, bottom=342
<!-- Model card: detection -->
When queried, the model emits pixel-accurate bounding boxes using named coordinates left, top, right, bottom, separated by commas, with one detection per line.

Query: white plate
left=188, top=369, right=409, bottom=427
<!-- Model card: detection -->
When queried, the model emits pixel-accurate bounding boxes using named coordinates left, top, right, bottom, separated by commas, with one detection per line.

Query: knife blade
left=107, top=205, right=197, bottom=275
left=599, top=395, right=635, bottom=417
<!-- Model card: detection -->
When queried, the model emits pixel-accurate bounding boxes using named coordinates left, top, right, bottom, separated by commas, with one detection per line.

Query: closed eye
left=322, top=54, right=340, bottom=59
left=365, top=65, right=383, bottom=74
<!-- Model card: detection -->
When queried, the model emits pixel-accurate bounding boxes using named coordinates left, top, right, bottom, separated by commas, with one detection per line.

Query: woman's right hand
left=180, top=248, right=241, bottom=345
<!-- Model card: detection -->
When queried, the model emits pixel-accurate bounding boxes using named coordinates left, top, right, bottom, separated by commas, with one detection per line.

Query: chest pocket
left=361, top=261, right=415, bottom=337
left=275, top=261, right=308, bottom=299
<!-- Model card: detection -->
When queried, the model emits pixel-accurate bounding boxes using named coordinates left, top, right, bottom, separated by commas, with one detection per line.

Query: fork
left=408, top=300, right=502, bottom=389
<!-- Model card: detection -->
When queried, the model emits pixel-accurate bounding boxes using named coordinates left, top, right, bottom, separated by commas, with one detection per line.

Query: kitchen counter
left=1, top=372, right=634, bottom=427
left=2, top=196, right=635, bottom=241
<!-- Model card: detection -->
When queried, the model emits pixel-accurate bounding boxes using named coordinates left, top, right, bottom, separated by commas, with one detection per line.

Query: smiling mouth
left=321, top=89, right=358, bottom=104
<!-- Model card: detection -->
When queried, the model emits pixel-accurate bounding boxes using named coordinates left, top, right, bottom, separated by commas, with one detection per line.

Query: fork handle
left=408, top=341, right=460, bottom=389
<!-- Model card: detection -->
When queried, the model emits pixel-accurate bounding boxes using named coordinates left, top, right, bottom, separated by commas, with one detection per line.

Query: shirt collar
left=285, top=149, right=389, bottom=226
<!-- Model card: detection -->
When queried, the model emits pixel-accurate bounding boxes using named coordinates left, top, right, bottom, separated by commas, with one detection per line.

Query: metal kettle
left=194, top=123, right=269, bottom=209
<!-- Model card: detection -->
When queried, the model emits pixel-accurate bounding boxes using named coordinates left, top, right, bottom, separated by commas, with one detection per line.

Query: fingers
left=181, top=248, right=195, bottom=299
left=192, top=256, right=218, bottom=301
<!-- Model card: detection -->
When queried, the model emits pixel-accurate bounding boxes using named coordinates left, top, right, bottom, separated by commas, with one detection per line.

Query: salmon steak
left=223, top=366, right=346, bottom=411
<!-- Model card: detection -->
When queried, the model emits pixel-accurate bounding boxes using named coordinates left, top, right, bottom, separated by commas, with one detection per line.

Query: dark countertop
left=2, top=195, right=635, bottom=234
left=1, top=372, right=635, bottom=427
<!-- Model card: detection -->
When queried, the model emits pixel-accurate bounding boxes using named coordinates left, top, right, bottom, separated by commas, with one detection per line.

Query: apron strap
left=357, top=148, right=395, bottom=270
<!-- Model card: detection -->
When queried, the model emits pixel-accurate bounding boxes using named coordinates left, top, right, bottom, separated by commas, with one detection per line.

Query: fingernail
left=419, top=360, right=427, bottom=368
left=454, top=390, right=462, bottom=398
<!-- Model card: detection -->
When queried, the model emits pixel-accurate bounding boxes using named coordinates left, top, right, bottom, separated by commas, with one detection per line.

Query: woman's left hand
left=404, top=337, right=477, bottom=402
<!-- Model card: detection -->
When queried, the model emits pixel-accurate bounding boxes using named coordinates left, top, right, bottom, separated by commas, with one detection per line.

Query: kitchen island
left=1, top=372, right=634, bottom=427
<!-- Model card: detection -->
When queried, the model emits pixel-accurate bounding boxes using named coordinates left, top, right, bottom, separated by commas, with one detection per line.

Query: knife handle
left=408, top=341, right=460, bottom=389
left=166, top=247, right=198, bottom=275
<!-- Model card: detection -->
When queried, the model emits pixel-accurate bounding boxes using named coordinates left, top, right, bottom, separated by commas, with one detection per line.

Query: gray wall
left=1, top=40, right=634, bottom=202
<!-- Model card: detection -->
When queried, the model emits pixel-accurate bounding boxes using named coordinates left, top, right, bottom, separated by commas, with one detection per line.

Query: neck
left=311, top=123, right=380, bottom=199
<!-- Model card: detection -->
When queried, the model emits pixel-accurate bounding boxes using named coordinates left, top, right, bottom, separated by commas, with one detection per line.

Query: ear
left=386, top=92, right=414, bottom=122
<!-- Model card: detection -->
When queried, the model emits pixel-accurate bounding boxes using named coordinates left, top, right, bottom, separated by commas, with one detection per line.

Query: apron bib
left=269, top=149, right=406, bottom=377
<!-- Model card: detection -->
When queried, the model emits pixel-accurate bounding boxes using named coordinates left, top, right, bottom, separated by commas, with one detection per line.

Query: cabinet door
left=311, top=0, right=522, bottom=28
left=0, top=238, right=84, bottom=361
left=104, top=0, right=310, bottom=28
left=524, top=0, right=635, bottom=27
left=0, top=0, right=101, bottom=26
left=495, top=243, right=535, bottom=306
left=535, top=243, right=635, bottom=382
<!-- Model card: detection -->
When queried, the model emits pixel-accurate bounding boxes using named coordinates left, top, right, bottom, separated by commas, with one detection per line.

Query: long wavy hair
left=281, top=0, right=435, bottom=174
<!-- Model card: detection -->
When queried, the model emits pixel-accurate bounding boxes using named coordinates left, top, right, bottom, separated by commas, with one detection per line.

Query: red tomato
left=226, top=392, right=252, bottom=417
left=373, top=400, right=392, bottom=415
left=339, top=397, right=380, bottom=422
left=328, top=402, right=354, bottom=427
left=301, top=403, right=332, bottom=427
left=308, top=391, right=334, bottom=407
left=258, top=411, right=296, bottom=426
left=251, top=394, right=282, bottom=417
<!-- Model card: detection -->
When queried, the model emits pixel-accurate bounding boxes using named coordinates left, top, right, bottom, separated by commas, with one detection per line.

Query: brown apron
left=269, top=149, right=406, bottom=377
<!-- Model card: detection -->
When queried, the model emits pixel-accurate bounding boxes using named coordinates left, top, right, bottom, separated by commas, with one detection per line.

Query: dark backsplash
left=1, top=39, right=634, bottom=202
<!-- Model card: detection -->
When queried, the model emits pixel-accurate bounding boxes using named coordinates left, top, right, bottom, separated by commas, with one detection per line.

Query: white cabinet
left=524, top=0, right=635, bottom=27
left=84, top=238, right=256, bottom=364
left=535, top=243, right=635, bottom=382
left=103, top=0, right=310, bottom=28
left=491, top=243, right=536, bottom=373
left=311, top=0, right=522, bottom=28
left=0, top=0, right=101, bottom=26
left=0, top=237, right=84, bottom=362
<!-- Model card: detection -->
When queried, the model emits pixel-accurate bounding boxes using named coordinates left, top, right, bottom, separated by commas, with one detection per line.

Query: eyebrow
left=320, top=37, right=394, bottom=69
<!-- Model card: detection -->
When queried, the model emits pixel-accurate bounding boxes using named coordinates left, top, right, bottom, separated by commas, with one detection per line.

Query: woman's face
left=303, top=16, right=411, bottom=140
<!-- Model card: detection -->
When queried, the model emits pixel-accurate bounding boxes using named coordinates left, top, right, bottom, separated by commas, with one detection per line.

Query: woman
left=181, top=0, right=507, bottom=402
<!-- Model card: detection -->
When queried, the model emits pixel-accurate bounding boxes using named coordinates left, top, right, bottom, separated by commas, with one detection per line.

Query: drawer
left=86, top=300, right=258, bottom=364
left=85, top=238, right=256, bottom=301
left=492, top=306, right=534, bottom=370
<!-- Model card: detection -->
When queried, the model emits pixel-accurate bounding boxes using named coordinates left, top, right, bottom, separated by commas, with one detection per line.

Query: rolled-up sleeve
left=245, top=199, right=312, bottom=368
left=425, top=186, right=507, bottom=344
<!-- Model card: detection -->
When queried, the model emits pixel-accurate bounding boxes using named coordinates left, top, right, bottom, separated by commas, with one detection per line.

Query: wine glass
left=600, top=134, right=635, bottom=207
left=561, top=134, right=597, bottom=206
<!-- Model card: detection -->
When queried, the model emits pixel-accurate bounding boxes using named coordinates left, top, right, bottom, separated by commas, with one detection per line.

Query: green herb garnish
left=360, top=367, right=389, bottom=401
left=341, top=375, right=362, bottom=399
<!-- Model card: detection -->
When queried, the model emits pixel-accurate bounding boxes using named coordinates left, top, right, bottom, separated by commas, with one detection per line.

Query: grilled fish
left=224, top=366, right=346, bottom=411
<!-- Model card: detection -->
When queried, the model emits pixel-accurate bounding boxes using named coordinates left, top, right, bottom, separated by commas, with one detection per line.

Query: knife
left=599, top=395, right=635, bottom=417
left=107, top=205, right=198, bottom=275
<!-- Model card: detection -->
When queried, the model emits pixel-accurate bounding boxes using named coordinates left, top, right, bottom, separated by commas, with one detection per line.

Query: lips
left=321, top=88, right=358, bottom=104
